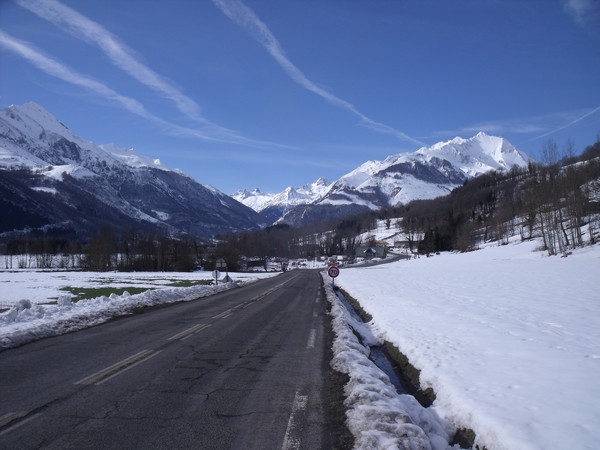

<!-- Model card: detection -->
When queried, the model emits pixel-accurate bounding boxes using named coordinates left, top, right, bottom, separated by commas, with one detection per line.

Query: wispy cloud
left=212, top=0, right=425, bottom=147
left=0, top=30, right=159, bottom=123
left=16, top=0, right=204, bottom=123
left=0, top=29, right=291, bottom=149
left=532, top=106, right=600, bottom=140
left=433, top=107, right=600, bottom=140
left=13, top=0, right=292, bottom=149
left=562, top=0, right=600, bottom=28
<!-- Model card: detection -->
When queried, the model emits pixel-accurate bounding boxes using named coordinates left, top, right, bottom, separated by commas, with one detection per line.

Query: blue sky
left=1, top=0, right=599, bottom=194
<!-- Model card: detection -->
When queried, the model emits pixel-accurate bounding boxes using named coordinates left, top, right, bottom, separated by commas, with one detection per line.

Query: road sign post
left=212, top=270, right=221, bottom=286
left=215, top=258, right=228, bottom=284
left=327, top=265, right=340, bottom=288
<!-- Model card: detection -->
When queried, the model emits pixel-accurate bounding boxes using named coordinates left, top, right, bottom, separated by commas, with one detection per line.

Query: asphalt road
left=0, top=270, right=334, bottom=449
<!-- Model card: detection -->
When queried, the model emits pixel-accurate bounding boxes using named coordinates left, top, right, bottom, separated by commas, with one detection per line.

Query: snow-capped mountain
left=279, top=132, right=531, bottom=226
left=0, top=102, right=264, bottom=240
left=233, top=177, right=332, bottom=223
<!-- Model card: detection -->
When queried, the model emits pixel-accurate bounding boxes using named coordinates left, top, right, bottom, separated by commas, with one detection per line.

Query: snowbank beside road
left=0, top=272, right=277, bottom=350
left=335, top=240, right=600, bottom=450
left=0, top=270, right=275, bottom=306
left=324, top=277, right=456, bottom=449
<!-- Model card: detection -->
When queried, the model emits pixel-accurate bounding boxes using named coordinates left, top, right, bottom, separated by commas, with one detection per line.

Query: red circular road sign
left=328, top=265, right=340, bottom=278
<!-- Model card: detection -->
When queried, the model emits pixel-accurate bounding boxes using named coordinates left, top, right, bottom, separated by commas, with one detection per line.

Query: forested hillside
left=218, top=139, right=600, bottom=259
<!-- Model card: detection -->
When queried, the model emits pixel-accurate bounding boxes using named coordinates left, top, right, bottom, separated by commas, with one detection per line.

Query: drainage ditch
left=334, top=287, right=477, bottom=449
left=334, top=287, right=411, bottom=395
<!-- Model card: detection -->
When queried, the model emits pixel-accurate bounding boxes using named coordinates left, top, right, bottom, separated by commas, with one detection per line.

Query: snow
left=0, top=271, right=278, bottom=350
left=324, top=276, right=455, bottom=449
left=2, top=239, right=598, bottom=448
left=417, top=132, right=531, bottom=177
left=30, top=186, right=58, bottom=195
left=333, top=239, right=600, bottom=450
left=152, top=210, right=170, bottom=220
left=34, top=164, right=93, bottom=180
left=100, top=144, right=170, bottom=171
left=0, top=104, right=175, bottom=177
left=232, top=178, right=332, bottom=212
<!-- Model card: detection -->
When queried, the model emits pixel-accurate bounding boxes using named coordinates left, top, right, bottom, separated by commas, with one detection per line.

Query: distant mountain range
left=0, top=101, right=532, bottom=241
left=235, top=132, right=531, bottom=226
left=232, top=178, right=332, bottom=223
left=0, top=102, right=264, bottom=241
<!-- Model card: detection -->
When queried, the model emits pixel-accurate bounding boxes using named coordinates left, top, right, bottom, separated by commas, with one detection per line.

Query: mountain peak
left=417, top=132, right=530, bottom=177
left=6, top=102, right=73, bottom=137
left=1, top=102, right=264, bottom=240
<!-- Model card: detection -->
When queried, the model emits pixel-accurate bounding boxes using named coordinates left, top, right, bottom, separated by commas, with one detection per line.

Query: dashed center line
left=167, top=323, right=211, bottom=341
left=72, top=276, right=301, bottom=389
left=306, top=329, right=316, bottom=349
left=213, top=308, right=234, bottom=319
left=74, top=349, right=161, bottom=386
left=306, top=328, right=317, bottom=349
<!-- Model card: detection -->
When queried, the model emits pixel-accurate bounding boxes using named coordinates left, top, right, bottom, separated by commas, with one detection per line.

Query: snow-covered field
left=0, top=270, right=275, bottom=307
left=333, top=239, right=600, bottom=450
left=0, top=271, right=277, bottom=349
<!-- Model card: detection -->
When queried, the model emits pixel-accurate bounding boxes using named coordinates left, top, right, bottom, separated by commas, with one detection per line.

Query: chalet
left=355, top=246, right=386, bottom=260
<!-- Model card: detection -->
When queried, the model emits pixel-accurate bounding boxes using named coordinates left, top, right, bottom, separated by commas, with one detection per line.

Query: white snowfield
left=334, top=240, right=600, bottom=450
left=0, top=272, right=276, bottom=350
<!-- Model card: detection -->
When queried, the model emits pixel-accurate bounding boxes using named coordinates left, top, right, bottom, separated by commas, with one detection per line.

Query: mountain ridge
left=0, top=102, right=264, bottom=241
left=235, top=132, right=531, bottom=226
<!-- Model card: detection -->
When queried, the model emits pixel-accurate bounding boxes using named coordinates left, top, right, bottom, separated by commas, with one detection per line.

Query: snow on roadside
left=0, top=270, right=276, bottom=306
left=323, top=275, right=457, bottom=450
left=335, top=240, right=600, bottom=450
left=0, top=273, right=277, bottom=350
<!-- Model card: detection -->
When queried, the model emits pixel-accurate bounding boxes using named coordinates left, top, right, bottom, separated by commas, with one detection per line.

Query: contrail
left=14, top=0, right=291, bottom=148
left=533, top=106, right=600, bottom=140
left=212, top=0, right=425, bottom=147
left=0, top=29, right=290, bottom=149
left=16, top=0, right=204, bottom=123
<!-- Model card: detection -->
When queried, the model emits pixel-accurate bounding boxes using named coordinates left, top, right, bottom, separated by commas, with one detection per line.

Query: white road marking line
left=306, top=328, right=316, bottom=349
left=281, top=391, right=308, bottom=450
left=0, top=412, right=42, bottom=436
left=167, top=323, right=210, bottom=341
left=75, top=349, right=156, bottom=385
left=95, top=350, right=162, bottom=386
left=213, top=308, right=234, bottom=319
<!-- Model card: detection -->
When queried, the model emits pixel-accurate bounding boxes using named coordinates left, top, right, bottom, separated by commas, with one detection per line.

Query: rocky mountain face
left=239, top=132, right=531, bottom=227
left=0, top=102, right=264, bottom=242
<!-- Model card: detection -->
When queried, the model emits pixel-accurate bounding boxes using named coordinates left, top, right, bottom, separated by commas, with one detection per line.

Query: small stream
left=334, top=288, right=410, bottom=395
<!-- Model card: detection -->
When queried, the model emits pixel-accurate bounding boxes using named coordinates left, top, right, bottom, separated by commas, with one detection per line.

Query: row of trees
left=2, top=229, right=204, bottom=272
left=213, top=212, right=381, bottom=263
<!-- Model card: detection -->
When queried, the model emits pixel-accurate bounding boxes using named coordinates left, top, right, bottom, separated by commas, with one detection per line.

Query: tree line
left=1, top=229, right=204, bottom=272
